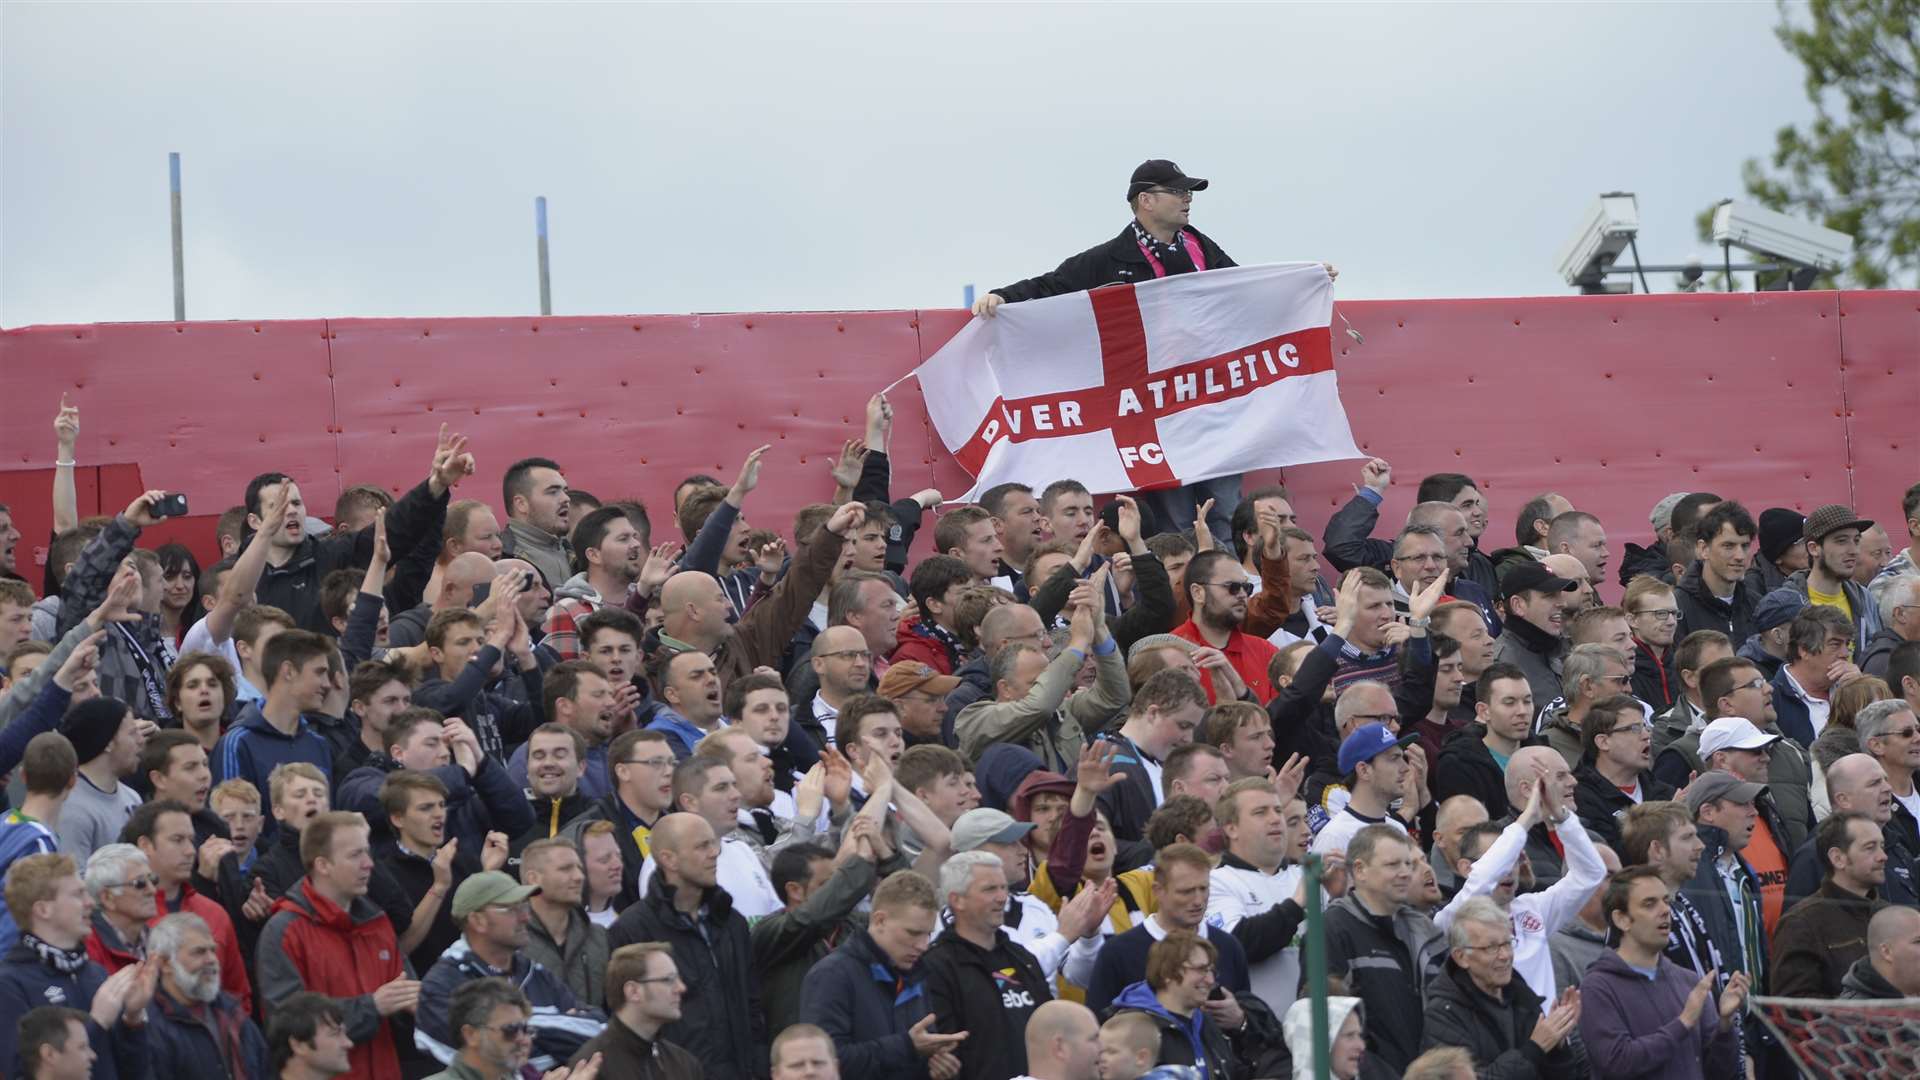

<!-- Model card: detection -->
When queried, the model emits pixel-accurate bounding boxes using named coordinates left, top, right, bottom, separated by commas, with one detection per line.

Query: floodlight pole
left=169, top=152, right=186, bottom=321
left=536, top=196, right=552, bottom=316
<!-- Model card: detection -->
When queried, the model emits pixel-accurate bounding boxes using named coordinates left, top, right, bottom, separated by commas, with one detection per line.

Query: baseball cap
left=1127, top=160, right=1209, bottom=200
left=1752, top=587, right=1807, bottom=634
left=1757, top=508, right=1804, bottom=562
left=1803, top=504, right=1873, bottom=543
left=877, top=661, right=962, bottom=700
left=951, top=808, right=1034, bottom=852
left=1698, top=717, right=1780, bottom=759
left=1499, top=562, right=1581, bottom=602
left=1684, top=771, right=1766, bottom=816
left=1650, top=492, right=1691, bottom=533
left=1336, top=722, right=1418, bottom=776
left=451, top=871, right=541, bottom=920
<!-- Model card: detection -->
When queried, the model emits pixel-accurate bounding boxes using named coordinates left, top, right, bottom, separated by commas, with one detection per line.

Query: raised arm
left=51, top=395, right=80, bottom=534
left=205, top=481, right=295, bottom=646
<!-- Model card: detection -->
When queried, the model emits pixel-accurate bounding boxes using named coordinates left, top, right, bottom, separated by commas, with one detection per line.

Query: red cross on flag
left=913, top=263, right=1364, bottom=500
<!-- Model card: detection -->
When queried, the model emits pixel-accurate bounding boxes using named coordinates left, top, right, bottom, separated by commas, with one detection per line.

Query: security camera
left=1710, top=200, right=1853, bottom=273
left=1557, top=193, right=1641, bottom=292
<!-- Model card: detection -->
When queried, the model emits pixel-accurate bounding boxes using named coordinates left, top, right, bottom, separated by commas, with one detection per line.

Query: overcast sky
left=2, top=3, right=1815, bottom=327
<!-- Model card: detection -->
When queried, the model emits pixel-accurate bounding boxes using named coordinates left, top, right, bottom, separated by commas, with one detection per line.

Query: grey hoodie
left=1282, top=996, right=1366, bottom=1080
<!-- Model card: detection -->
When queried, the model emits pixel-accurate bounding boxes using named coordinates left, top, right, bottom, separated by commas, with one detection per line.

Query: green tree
left=1708, top=0, right=1918, bottom=288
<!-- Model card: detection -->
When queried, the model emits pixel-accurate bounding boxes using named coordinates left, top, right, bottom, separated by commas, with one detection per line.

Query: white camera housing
left=1557, top=193, right=1641, bottom=287
left=1711, top=200, right=1853, bottom=271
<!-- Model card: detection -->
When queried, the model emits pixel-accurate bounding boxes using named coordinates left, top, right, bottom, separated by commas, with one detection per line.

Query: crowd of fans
left=0, top=162, right=1917, bottom=1080
left=0, top=387, right=1914, bottom=1080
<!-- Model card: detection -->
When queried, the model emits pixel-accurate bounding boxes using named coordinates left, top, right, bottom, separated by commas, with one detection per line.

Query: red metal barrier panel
left=1835, top=291, right=1920, bottom=528
left=3, top=293, right=1914, bottom=604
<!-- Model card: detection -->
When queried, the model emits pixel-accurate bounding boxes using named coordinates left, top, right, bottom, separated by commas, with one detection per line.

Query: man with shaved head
left=1841, top=905, right=1920, bottom=999
left=1010, top=1000, right=1101, bottom=1080
left=1505, top=745, right=1578, bottom=891
left=1785, top=753, right=1916, bottom=906
left=608, top=813, right=765, bottom=1079
left=655, top=501, right=860, bottom=693
left=802, top=625, right=874, bottom=748
left=385, top=550, right=498, bottom=648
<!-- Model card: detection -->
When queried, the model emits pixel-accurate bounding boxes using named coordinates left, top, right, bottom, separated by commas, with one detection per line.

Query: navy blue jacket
left=1084, top=922, right=1251, bottom=1018
left=146, top=987, right=267, bottom=1080
left=799, top=927, right=934, bottom=1079
left=338, top=752, right=535, bottom=851
left=212, top=703, right=335, bottom=843
left=1769, top=664, right=1819, bottom=749
left=0, top=940, right=149, bottom=1079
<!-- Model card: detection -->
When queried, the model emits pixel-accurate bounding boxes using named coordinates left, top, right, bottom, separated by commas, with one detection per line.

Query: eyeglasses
left=1600, top=673, right=1633, bottom=687
left=622, top=756, right=676, bottom=770
left=1458, top=939, right=1516, bottom=955
left=111, top=875, right=160, bottom=892
left=1393, top=553, right=1447, bottom=564
left=1605, top=723, right=1653, bottom=737
left=1145, top=187, right=1194, bottom=199
left=817, top=649, right=872, bottom=662
left=1633, top=608, right=1680, bottom=621
left=487, top=1022, right=531, bottom=1041
left=634, top=974, right=685, bottom=987
left=1201, top=581, right=1252, bottom=597
left=1350, top=713, right=1400, bottom=726
left=1734, top=677, right=1769, bottom=693
left=1181, top=961, right=1217, bottom=977
left=1884, top=727, right=1919, bottom=740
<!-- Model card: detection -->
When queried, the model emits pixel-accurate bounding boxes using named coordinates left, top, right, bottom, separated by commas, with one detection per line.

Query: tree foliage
left=1711, top=0, right=1918, bottom=288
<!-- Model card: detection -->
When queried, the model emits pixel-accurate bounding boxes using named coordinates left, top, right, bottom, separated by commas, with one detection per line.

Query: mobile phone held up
left=154, top=493, right=190, bottom=519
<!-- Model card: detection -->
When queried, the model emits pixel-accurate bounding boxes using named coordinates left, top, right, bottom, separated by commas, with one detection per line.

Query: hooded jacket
left=1674, top=563, right=1758, bottom=649
left=1617, top=542, right=1674, bottom=588
left=255, top=877, right=411, bottom=1080
left=1578, top=950, right=1738, bottom=1080
left=607, top=873, right=765, bottom=1080
left=798, top=925, right=936, bottom=1080
left=500, top=519, right=573, bottom=596
left=1421, top=956, right=1585, bottom=1079
left=1860, top=625, right=1907, bottom=678
left=1432, top=723, right=1513, bottom=821
left=560, top=792, right=660, bottom=911
left=522, top=903, right=612, bottom=1009
left=1632, top=637, right=1680, bottom=709
left=919, top=925, right=1054, bottom=1080
left=1281, top=996, right=1398, bottom=1080
left=1110, top=980, right=1233, bottom=1080
left=1838, top=954, right=1906, bottom=1000
left=211, top=702, right=335, bottom=843
left=1320, top=894, right=1445, bottom=1072
left=0, top=938, right=149, bottom=1080
left=339, top=751, right=536, bottom=852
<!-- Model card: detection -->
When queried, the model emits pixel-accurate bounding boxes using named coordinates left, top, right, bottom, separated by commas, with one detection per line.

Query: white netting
left=1747, top=995, right=1920, bottom=1079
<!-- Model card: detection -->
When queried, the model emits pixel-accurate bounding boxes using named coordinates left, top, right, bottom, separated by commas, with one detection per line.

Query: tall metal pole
left=535, top=196, right=552, bottom=316
left=169, top=152, right=186, bottom=321
left=1304, top=853, right=1330, bottom=1080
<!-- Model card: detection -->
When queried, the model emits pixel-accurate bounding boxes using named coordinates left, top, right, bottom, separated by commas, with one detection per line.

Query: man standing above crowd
left=972, top=160, right=1333, bottom=541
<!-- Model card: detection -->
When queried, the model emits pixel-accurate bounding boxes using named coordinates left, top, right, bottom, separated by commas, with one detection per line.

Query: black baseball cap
left=1128, top=160, right=1209, bottom=200
left=1499, top=562, right=1581, bottom=602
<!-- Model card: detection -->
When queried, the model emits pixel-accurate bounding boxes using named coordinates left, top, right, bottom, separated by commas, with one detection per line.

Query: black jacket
left=1433, top=724, right=1512, bottom=821
left=991, top=224, right=1237, bottom=304
left=919, top=928, right=1053, bottom=1080
left=254, top=477, right=445, bottom=634
left=1839, top=954, right=1906, bottom=1000
left=1572, top=763, right=1675, bottom=851
left=1630, top=637, right=1680, bottom=710
left=1673, top=562, right=1758, bottom=649
left=1860, top=626, right=1907, bottom=679
left=1265, top=633, right=1342, bottom=779
left=1321, top=895, right=1445, bottom=1073
left=1677, top=824, right=1767, bottom=982
left=376, top=837, right=482, bottom=974
left=940, top=653, right=992, bottom=748
left=798, top=926, right=934, bottom=1080
left=608, top=875, right=766, bottom=1080
left=752, top=852, right=876, bottom=1036
left=1616, top=542, right=1673, bottom=588
left=1422, top=957, right=1586, bottom=1079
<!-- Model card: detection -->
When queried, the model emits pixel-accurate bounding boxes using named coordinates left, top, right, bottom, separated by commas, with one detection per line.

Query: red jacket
left=1170, top=618, right=1279, bottom=704
left=256, top=878, right=408, bottom=1080
left=153, top=882, right=253, bottom=1015
left=84, top=912, right=143, bottom=974
left=888, top=618, right=960, bottom=675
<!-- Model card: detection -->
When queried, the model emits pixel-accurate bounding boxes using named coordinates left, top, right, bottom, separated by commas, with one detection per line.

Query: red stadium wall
left=2, top=290, right=1914, bottom=601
